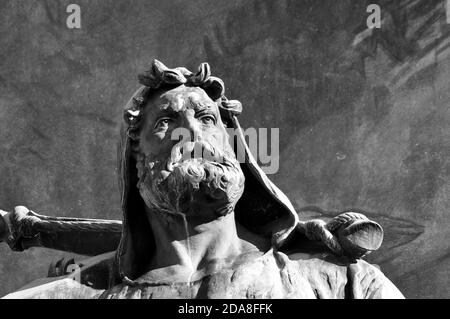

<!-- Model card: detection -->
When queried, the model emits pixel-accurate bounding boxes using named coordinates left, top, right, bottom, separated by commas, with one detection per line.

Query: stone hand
left=0, top=206, right=122, bottom=255
left=0, top=206, right=38, bottom=251
left=0, top=209, right=11, bottom=243
left=297, top=212, right=384, bottom=259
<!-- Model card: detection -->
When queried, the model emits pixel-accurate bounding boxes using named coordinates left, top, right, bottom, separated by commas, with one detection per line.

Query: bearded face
left=133, top=85, right=245, bottom=221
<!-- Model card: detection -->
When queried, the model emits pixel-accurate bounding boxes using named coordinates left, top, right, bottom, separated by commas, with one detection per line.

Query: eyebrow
left=187, top=96, right=215, bottom=113
left=150, top=95, right=218, bottom=120
left=154, top=108, right=179, bottom=119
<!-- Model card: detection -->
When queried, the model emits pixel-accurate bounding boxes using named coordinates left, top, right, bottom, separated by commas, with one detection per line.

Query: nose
left=181, top=112, right=202, bottom=142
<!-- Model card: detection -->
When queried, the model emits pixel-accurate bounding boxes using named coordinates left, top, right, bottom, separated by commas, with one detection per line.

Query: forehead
left=146, top=85, right=218, bottom=115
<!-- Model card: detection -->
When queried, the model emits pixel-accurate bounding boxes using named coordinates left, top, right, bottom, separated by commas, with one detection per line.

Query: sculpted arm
left=0, top=206, right=383, bottom=259
left=295, top=212, right=385, bottom=259
left=0, top=206, right=122, bottom=256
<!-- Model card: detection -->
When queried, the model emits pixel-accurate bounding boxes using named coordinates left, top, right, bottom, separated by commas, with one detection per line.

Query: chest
left=101, top=254, right=348, bottom=299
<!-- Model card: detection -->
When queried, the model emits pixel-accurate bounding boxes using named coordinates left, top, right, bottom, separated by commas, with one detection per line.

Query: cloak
left=115, top=61, right=300, bottom=282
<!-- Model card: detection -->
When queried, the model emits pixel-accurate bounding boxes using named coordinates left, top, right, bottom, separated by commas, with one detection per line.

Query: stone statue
left=0, top=60, right=404, bottom=299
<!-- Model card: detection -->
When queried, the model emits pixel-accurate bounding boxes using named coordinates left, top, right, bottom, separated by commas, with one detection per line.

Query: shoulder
left=2, top=252, right=115, bottom=299
left=346, top=259, right=404, bottom=299
left=272, top=250, right=404, bottom=299
left=2, top=277, right=103, bottom=299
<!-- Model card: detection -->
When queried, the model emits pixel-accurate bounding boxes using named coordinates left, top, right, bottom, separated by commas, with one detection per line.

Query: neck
left=144, top=207, right=258, bottom=281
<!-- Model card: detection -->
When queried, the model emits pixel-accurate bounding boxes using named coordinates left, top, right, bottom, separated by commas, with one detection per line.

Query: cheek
left=139, top=129, right=174, bottom=160
left=206, top=129, right=233, bottom=153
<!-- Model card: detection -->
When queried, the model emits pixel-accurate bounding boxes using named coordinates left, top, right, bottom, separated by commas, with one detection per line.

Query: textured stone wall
left=0, top=0, right=449, bottom=298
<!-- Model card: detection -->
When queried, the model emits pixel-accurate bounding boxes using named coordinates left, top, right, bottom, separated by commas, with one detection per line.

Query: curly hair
left=123, top=59, right=243, bottom=140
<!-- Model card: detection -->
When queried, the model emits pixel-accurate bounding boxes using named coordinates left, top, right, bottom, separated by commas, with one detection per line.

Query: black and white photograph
left=0, top=0, right=449, bottom=303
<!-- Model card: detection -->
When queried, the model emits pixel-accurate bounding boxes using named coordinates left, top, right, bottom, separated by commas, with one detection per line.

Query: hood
left=114, top=61, right=299, bottom=282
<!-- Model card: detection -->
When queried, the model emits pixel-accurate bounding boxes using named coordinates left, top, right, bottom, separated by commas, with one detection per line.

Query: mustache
left=137, top=141, right=244, bottom=217
left=165, top=140, right=229, bottom=172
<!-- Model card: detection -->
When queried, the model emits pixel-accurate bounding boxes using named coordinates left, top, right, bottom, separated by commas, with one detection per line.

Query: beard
left=136, top=141, right=245, bottom=218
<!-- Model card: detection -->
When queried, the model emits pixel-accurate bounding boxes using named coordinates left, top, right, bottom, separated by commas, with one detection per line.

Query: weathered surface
left=3, top=250, right=402, bottom=299
left=0, top=0, right=449, bottom=298
left=0, top=206, right=121, bottom=255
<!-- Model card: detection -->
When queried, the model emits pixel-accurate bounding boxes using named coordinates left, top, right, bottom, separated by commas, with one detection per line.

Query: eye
left=199, top=114, right=216, bottom=125
left=154, top=117, right=173, bottom=131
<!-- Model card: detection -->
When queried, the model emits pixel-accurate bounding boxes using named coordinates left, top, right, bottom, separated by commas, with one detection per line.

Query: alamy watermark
left=367, top=4, right=381, bottom=29
left=66, top=2, right=450, bottom=31
left=170, top=127, right=280, bottom=175
left=66, top=4, right=81, bottom=29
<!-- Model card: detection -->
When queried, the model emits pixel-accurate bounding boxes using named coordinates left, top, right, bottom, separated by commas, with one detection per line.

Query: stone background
left=0, top=0, right=449, bottom=298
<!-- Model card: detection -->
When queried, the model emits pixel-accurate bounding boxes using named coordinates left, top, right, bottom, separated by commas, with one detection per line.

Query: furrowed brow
left=187, top=96, right=215, bottom=113
left=154, top=108, right=178, bottom=119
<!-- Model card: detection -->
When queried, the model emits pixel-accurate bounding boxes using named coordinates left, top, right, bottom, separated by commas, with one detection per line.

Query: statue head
left=114, top=60, right=299, bottom=281
left=132, top=84, right=245, bottom=222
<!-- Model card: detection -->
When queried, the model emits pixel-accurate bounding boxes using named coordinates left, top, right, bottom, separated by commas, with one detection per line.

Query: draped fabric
left=114, top=61, right=300, bottom=282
